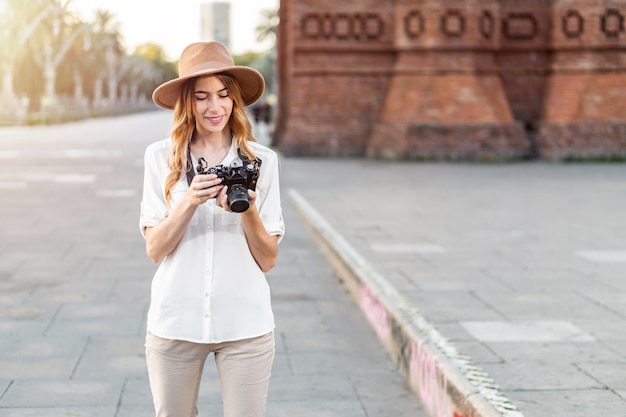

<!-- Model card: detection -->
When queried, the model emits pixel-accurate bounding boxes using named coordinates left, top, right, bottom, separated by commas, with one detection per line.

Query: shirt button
left=204, top=313, right=210, bottom=318
left=204, top=293, right=209, bottom=297
left=207, top=225, right=212, bottom=230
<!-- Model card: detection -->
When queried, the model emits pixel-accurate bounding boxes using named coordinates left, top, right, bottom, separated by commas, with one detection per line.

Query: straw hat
left=152, top=42, right=265, bottom=110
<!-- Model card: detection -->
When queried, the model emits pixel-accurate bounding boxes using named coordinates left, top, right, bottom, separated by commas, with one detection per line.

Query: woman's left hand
left=217, top=186, right=278, bottom=272
left=216, top=186, right=257, bottom=213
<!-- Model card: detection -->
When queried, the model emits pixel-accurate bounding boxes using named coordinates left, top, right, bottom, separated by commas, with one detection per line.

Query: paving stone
left=72, top=354, right=148, bottom=380
left=0, top=380, right=124, bottom=408
left=267, top=399, right=368, bottom=417
left=510, top=389, right=624, bottom=417
left=402, top=289, right=505, bottom=322
left=484, top=340, right=624, bottom=364
left=0, top=407, right=115, bottom=417
left=576, top=363, right=626, bottom=389
left=461, top=320, right=595, bottom=342
left=0, top=358, right=79, bottom=379
left=482, top=361, right=604, bottom=391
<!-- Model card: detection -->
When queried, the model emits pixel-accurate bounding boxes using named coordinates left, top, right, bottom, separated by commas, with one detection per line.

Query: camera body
left=196, top=148, right=261, bottom=213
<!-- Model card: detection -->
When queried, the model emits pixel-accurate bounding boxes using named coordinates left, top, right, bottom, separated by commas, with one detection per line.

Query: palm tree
left=89, top=9, right=124, bottom=105
left=0, top=0, right=58, bottom=103
left=255, top=8, right=279, bottom=45
left=130, top=43, right=176, bottom=101
left=253, top=8, right=279, bottom=98
left=26, top=0, right=92, bottom=108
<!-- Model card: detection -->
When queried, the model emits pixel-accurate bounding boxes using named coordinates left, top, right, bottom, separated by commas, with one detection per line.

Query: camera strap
left=237, top=148, right=262, bottom=169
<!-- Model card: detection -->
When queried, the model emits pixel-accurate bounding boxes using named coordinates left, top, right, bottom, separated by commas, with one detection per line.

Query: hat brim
left=152, top=66, right=265, bottom=110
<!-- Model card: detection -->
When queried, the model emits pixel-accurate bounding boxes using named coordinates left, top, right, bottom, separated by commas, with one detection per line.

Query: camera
left=196, top=148, right=262, bottom=213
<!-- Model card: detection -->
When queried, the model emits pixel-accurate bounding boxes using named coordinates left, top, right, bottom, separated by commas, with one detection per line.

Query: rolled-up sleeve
left=139, top=141, right=169, bottom=238
left=255, top=147, right=285, bottom=243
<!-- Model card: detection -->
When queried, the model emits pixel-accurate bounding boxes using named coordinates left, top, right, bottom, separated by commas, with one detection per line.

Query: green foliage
left=134, top=43, right=168, bottom=63
left=0, top=2, right=280, bottom=123
left=0, top=0, right=177, bottom=112
left=255, top=8, right=278, bottom=44
left=234, top=51, right=265, bottom=67
left=234, top=50, right=275, bottom=96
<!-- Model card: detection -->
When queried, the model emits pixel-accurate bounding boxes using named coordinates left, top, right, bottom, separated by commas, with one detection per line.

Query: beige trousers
left=145, top=331, right=275, bottom=417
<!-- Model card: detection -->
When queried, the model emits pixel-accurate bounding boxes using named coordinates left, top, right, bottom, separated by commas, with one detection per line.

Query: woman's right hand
left=144, top=174, right=223, bottom=263
left=187, top=174, right=223, bottom=206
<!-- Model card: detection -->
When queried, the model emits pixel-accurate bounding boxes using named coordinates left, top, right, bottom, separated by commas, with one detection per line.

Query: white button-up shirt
left=140, top=138, right=285, bottom=343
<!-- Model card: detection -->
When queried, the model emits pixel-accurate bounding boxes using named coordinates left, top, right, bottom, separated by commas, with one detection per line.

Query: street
left=2, top=110, right=626, bottom=416
left=0, top=111, right=426, bottom=417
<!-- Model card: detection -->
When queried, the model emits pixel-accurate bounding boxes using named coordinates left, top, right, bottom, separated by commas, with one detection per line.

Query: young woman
left=140, top=41, right=284, bottom=417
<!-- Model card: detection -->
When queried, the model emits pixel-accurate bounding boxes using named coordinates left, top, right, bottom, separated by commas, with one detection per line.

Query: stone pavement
left=281, top=157, right=626, bottom=417
left=1, top=111, right=625, bottom=417
left=0, top=111, right=425, bottom=417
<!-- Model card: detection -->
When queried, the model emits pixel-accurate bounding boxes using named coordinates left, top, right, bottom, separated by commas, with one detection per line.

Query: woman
left=139, top=42, right=284, bottom=417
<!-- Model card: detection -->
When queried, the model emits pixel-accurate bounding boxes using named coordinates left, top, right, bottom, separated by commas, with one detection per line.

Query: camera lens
left=227, top=184, right=250, bottom=213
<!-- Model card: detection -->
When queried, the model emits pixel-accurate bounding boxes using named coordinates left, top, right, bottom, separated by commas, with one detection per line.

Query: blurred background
left=0, top=0, right=278, bottom=126
left=2, top=0, right=625, bottom=160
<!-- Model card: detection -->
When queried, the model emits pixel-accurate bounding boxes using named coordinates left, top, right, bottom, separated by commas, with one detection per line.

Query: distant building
left=200, top=1, right=231, bottom=48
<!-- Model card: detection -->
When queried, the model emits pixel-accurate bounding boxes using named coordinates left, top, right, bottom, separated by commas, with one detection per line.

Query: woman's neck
left=192, top=129, right=232, bottom=152
left=190, top=129, right=233, bottom=167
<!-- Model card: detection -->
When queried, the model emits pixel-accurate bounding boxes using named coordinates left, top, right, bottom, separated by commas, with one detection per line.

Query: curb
left=288, top=189, right=525, bottom=417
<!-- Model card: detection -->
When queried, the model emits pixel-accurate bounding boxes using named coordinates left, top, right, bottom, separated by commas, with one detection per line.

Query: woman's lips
left=207, top=115, right=224, bottom=125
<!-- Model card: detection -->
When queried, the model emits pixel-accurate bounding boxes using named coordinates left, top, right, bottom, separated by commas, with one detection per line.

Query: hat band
left=181, top=61, right=233, bottom=78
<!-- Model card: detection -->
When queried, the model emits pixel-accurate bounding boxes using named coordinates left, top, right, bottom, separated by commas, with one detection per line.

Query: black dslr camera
left=196, top=148, right=262, bottom=213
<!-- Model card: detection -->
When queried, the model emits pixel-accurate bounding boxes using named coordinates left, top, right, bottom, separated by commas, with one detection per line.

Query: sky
left=71, top=0, right=279, bottom=60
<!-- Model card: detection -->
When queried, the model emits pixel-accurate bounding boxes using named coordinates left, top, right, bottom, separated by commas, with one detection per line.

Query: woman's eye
left=194, top=94, right=228, bottom=100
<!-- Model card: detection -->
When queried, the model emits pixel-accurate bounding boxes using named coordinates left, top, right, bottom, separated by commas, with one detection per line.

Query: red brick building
left=274, top=0, right=626, bottom=160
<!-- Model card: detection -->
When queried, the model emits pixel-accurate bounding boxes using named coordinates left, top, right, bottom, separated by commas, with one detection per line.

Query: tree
left=253, top=7, right=279, bottom=97
left=1, top=0, right=183, bottom=122
left=255, top=8, right=279, bottom=45
left=25, top=0, right=91, bottom=108
left=134, top=43, right=168, bottom=63
left=0, top=0, right=58, bottom=102
left=89, top=9, right=124, bottom=105
left=123, top=43, right=175, bottom=105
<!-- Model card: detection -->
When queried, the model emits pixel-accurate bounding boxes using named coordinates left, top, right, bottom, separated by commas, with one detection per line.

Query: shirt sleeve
left=139, top=144, right=168, bottom=238
left=256, top=150, right=285, bottom=243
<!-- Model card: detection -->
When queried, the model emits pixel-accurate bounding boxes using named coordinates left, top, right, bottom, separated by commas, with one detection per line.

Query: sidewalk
left=1, top=112, right=624, bottom=417
left=0, top=112, right=425, bottom=416
left=281, top=157, right=626, bottom=417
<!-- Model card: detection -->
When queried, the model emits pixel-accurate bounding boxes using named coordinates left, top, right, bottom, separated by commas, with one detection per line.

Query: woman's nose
left=206, top=96, right=220, bottom=111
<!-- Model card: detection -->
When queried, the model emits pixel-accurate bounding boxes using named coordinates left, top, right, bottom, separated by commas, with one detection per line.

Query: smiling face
left=192, top=75, right=234, bottom=136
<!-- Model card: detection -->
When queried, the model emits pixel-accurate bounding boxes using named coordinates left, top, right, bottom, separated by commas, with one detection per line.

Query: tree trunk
left=94, top=78, right=103, bottom=107
left=2, top=69, right=16, bottom=101
left=74, top=71, right=83, bottom=101
left=108, top=76, right=117, bottom=103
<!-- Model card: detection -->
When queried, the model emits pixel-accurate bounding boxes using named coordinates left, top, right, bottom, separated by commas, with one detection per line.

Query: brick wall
left=275, top=0, right=395, bottom=156
left=275, top=0, right=626, bottom=160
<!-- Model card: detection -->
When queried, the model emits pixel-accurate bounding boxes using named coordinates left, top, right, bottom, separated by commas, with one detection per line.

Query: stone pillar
left=367, top=0, right=528, bottom=160
left=537, top=1, right=626, bottom=159
left=275, top=0, right=395, bottom=156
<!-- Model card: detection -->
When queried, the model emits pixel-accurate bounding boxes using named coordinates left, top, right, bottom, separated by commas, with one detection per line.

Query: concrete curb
left=288, top=189, right=525, bottom=417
